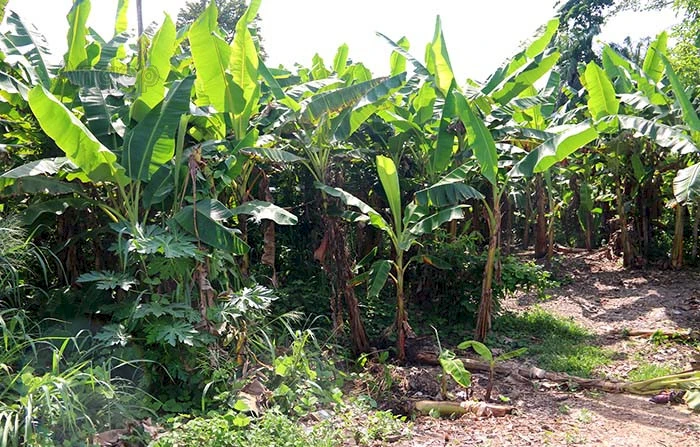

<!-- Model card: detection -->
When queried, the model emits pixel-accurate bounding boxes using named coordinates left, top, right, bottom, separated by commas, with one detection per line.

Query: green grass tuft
left=627, top=363, right=678, bottom=382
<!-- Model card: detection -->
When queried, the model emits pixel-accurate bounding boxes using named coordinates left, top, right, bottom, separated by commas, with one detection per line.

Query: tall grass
left=0, top=215, right=60, bottom=309
left=0, top=216, right=148, bottom=446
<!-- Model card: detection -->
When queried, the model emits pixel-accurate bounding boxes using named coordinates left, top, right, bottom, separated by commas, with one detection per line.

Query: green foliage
left=3, top=0, right=700, bottom=438
left=268, top=329, right=344, bottom=416
left=349, top=406, right=410, bottom=446
left=0, top=309, right=146, bottom=446
left=408, top=231, right=557, bottom=326
left=438, top=349, right=472, bottom=389
left=177, top=0, right=265, bottom=57
left=151, top=410, right=340, bottom=447
left=456, top=339, right=526, bottom=400
left=458, top=340, right=527, bottom=365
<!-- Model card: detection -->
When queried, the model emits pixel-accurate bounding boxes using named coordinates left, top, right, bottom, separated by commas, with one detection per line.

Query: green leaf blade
left=28, top=85, right=126, bottom=185
left=65, top=0, right=90, bottom=70
left=123, top=77, right=194, bottom=181
left=453, top=92, right=498, bottom=185
left=582, top=62, right=619, bottom=120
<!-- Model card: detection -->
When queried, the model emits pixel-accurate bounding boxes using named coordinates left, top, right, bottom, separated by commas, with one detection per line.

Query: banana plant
left=663, top=55, right=700, bottom=205
left=7, top=0, right=297, bottom=257
left=568, top=32, right=700, bottom=267
left=663, top=55, right=700, bottom=267
left=374, top=17, right=581, bottom=341
left=254, top=42, right=408, bottom=354
left=316, top=156, right=472, bottom=362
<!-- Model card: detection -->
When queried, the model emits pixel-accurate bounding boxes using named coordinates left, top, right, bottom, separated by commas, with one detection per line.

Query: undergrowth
left=151, top=410, right=340, bottom=447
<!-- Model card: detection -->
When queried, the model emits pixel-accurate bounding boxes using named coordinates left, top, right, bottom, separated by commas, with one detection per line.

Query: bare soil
left=382, top=251, right=700, bottom=446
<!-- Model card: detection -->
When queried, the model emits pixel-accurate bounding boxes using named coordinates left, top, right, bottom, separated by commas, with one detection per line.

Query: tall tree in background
left=555, top=0, right=615, bottom=97
left=616, top=0, right=698, bottom=84
left=666, top=0, right=700, bottom=85
left=177, top=0, right=265, bottom=56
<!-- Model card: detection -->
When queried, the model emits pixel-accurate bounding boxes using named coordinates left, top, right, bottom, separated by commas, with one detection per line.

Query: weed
left=565, top=429, right=586, bottom=444
left=352, top=409, right=410, bottom=446
left=575, top=408, right=593, bottom=424
left=407, top=231, right=558, bottom=328
left=627, top=363, right=678, bottom=382
left=152, top=410, right=340, bottom=447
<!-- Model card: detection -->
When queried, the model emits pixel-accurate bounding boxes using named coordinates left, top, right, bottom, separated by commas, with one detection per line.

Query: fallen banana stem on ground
left=625, top=370, right=700, bottom=395
left=621, top=328, right=700, bottom=342
left=414, top=400, right=512, bottom=418
left=417, top=355, right=699, bottom=396
left=453, top=358, right=629, bottom=393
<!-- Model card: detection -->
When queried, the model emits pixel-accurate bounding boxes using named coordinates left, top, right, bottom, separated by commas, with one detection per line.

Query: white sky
left=6, top=0, right=680, bottom=81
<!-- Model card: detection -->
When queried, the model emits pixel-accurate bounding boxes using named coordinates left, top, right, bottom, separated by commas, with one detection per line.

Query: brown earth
left=376, top=251, right=700, bottom=446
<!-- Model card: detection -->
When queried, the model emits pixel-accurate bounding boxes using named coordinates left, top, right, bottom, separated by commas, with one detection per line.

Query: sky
left=5, top=0, right=680, bottom=81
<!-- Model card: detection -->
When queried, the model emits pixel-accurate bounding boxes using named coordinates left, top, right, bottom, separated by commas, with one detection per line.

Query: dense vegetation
left=0, top=0, right=698, bottom=444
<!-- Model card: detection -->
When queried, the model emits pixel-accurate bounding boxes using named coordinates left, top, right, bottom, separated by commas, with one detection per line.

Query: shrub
left=408, top=231, right=556, bottom=326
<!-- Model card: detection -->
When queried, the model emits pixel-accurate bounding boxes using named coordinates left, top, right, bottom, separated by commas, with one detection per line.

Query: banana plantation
left=1, top=0, right=699, bottom=445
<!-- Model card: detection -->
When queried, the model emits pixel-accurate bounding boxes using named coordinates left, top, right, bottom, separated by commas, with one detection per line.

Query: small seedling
left=432, top=327, right=472, bottom=399
left=458, top=340, right=527, bottom=401
left=576, top=408, right=593, bottom=423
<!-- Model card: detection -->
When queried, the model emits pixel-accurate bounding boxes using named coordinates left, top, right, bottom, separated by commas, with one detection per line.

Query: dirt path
left=392, top=252, right=700, bottom=446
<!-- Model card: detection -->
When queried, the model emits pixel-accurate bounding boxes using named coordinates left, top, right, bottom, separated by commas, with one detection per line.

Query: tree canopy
left=177, top=0, right=265, bottom=56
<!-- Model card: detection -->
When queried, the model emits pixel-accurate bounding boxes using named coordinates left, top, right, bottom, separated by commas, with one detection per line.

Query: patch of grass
left=627, top=363, right=678, bottom=382
left=351, top=409, right=410, bottom=446
left=575, top=408, right=593, bottom=424
left=489, top=307, right=612, bottom=377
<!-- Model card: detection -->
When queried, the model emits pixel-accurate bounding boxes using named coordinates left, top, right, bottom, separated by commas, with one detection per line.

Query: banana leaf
left=1, top=157, right=75, bottom=178
left=453, top=91, right=498, bottom=186
left=510, top=122, right=598, bottom=178
left=333, top=72, right=406, bottom=141
left=662, top=56, right=700, bottom=133
left=122, top=77, right=194, bottom=181
left=367, top=259, right=391, bottom=298
left=582, top=62, right=619, bottom=121
left=132, top=15, right=175, bottom=121
left=188, top=1, right=235, bottom=112
left=65, top=0, right=90, bottom=70
left=616, top=115, right=698, bottom=155
left=426, top=16, right=454, bottom=97
left=432, top=85, right=457, bottom=174
left=4, top=11, right=55, bottom=86
left=415, top=164, right=485, bottom=207
left=642, top=31, right=667, bottom=83
left=376, top=155, right=402, bottom=232
left=230, top=200, right=298, bottom=225
left=22, top=197, right=98, bottom=225
left=0, top=176, right=81, bottom=196
left=301, top=77, right=389, bottom=123
left=376, top=32, right=429, bottom=77
left=173, top=199, right=249, bottom=254
left=28, top=85, right=127, bottom=185
left=673, top=163, right=700, bottom=205
left=491, top=49, right=560, bottom=106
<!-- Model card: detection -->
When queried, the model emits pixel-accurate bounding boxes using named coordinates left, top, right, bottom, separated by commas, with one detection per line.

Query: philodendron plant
left=316, top=155, right=476, bottom=362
